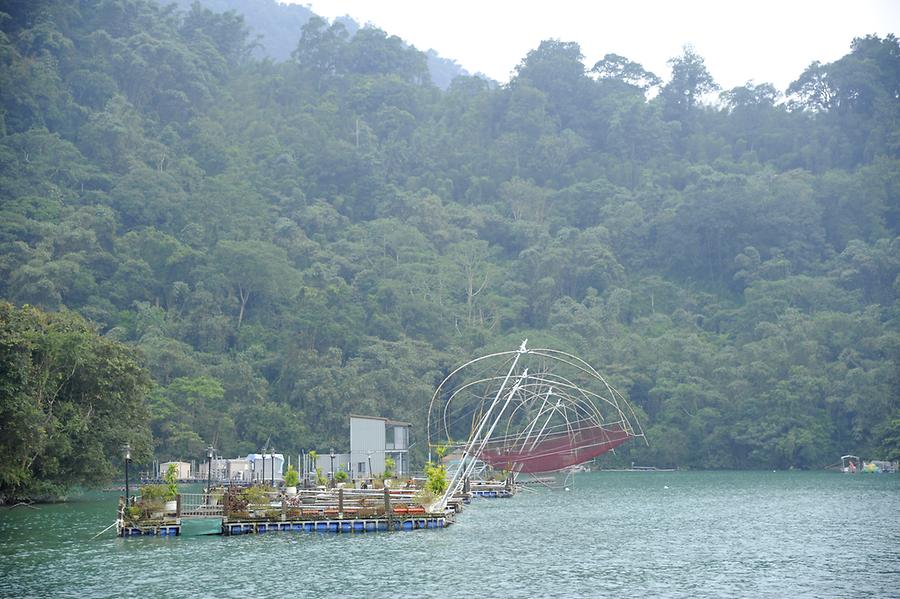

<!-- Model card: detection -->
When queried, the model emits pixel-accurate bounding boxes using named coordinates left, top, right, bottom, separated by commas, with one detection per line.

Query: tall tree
left=0, top=303, right=152, bottom=502
left=660, top=45, right=719, bottom=120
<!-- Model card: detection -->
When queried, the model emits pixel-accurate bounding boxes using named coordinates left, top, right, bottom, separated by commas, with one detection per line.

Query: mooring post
left=383, top=486, right=392, bottom=529
left=281, top=494, right=286, bottom=522
left=176, top=493, right=181, bottom=518
left=338, top=487, right=344, bottom=518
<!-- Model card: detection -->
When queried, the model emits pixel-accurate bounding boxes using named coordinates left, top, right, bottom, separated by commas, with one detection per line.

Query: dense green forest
left=1, top=0, right=898, bottom=498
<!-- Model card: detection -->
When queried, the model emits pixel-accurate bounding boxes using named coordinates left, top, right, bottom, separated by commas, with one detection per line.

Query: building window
left=358, top=462, right=366, bottom=474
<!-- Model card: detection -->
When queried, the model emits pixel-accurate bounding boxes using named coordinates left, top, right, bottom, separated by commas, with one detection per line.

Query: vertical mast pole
left=437, top=341, right=529, bottom=510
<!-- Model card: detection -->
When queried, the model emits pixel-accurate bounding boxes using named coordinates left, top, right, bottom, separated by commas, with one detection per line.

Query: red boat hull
left=480, top=425, right=632, bottom=473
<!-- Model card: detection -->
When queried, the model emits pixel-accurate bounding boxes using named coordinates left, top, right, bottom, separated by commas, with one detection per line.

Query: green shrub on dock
left=241, top=485, right=269, bottom=508
left=424, top=461, right=447, bottom=495
left=284, top=465, right=299, bottom=487
left=223, top=487, right=249, bottom=518
left=140, top=484, right=168, bottom=501
left=163, top=464, right=179, bottom=501
left=125, top=505, right=142, bottom=523
left=135, top=486, right=167, bottom=520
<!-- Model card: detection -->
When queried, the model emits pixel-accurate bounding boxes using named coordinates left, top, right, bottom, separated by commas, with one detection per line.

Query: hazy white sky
left=298, top=0, right=899, bottom=92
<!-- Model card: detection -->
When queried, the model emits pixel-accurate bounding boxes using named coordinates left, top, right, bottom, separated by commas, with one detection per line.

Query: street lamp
left=206, top=445, right=215, bottom=497
left=122, top=443, right=132, bottom=506
left=329, top=449, right=336, bottom=489
left=260, top=446, right=267, bottom=486
left=269, top=446, right=276, bottom=488
left=367, top=450, right=374, bottom=482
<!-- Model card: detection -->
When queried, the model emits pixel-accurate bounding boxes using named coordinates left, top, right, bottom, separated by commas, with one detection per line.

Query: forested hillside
left=168, top=0, right=469, bottom=88
left=1, top=0, right=897, bottom=480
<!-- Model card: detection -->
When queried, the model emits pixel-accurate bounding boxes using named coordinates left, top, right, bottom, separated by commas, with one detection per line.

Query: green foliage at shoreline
left=0, top=0, right=897, bottom=482
left=0, top=302, right=151, bottom=502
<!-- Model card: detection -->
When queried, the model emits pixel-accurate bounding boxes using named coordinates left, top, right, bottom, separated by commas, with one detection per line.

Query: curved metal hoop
left=428, top=341, right=646, bottom=510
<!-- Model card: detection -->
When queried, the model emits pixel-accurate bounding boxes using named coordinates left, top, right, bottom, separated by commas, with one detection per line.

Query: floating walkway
left=468, top=481, right=516, bottom=498
left=223, top=515, right=448, bottom=535
left=117, top=515, right=450, bottom=536
left=471, top=488, right=514, bottom=498
left=117, top=488, right=454, bottom=537
left=119, top=520, right=181, bottom=536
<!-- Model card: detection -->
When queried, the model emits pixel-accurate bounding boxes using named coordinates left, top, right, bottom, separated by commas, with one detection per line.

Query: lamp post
left=269, top=446, right=276, bottom=488
left=367, top=450, right=374, bottom=482
left=206, top=445, right=215, bottom=498
left=261, top=446, right=267, bottom=486
left=329, top=449, right=335, bottom=489
left=123, top=443, right=132, bottom=507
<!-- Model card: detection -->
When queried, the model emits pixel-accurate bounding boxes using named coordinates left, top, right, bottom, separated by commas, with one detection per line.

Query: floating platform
left=119, top=520, right=181, bottom=536
left=471, top=489, right=514, bottom=498
left=117, top=487, right=457, bottom=539
left=467, top=480, right=516, bottom=499
left=222, top=515, right=449, bottom=535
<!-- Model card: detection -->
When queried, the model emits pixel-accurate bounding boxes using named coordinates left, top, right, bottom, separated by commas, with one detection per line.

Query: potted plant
left=125, top=504, right=142, bottom=524
left=334, top=470, right=349, bottom=487
left=384, top=457, right=395, bottom=487
left=241, top=485, right=269, bottom=517
left=425, top=460, right=448, bottom=494
left=284, top=465, right=299, bottom=495
left=138, top=483, right=168, bottom=519
left=163, top=463, right=179, bottom=513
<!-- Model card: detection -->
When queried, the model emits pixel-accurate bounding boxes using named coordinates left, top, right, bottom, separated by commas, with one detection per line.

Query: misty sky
left=299, top=0, right=899, bottom=93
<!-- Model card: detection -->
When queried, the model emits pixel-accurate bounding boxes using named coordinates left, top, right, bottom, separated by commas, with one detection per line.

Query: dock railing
left=220, top=486, right=443, bottom=520
left=123, top=485, right=455, bottom=528
left=178, top=492, right=224, bottom=518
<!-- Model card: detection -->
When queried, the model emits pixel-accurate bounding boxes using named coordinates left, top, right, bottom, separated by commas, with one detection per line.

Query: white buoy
left=663, top=485, right=669, bottom=489
left=564, top=487, right=570, bottom=492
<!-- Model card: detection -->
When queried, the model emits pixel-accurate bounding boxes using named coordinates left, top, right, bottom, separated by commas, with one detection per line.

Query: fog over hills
left=167, top=0, right=471, bottom=87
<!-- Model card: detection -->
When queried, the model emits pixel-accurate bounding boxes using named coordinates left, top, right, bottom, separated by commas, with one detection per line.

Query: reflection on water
left=1, top=471, right=897, bottom=598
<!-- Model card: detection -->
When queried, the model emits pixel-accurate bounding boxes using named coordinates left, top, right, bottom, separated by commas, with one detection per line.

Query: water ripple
left=0, top=472, right=897, bottom=598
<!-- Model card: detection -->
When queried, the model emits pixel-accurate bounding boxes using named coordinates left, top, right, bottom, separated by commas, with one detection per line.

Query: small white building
left=226, top=458, right=251, bottom=481
left=159, top=461, right=191, bottom=480
left=246, top=453, right=284, bottom=483
left=197, top=458, right=252, bottom=482
left=349, top=415, right=411, bottom=478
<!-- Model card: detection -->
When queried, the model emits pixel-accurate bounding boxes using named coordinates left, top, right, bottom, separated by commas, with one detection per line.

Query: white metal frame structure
left=427, top=340, right=645, bottom=511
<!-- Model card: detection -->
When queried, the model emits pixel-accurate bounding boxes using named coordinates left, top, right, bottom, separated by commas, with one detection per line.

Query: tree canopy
left=0, top=302, right=152, bottom=502
left=0, top=0, right=897, bottom=490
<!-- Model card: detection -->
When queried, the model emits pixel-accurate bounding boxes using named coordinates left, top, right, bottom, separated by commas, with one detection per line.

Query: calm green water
left=1, top=471, right=897, bottom=598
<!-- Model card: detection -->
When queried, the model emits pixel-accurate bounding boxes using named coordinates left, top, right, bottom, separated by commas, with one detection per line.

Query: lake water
left=1, top=471, right=897, bottom=598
